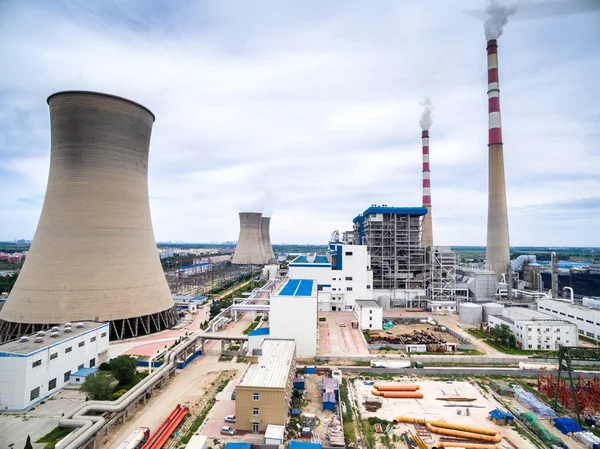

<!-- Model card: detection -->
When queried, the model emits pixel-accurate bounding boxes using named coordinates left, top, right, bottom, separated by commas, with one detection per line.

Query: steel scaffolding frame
left=355, top=212, right=426, bottom=291
left=427, top=247, right=456, bottom=301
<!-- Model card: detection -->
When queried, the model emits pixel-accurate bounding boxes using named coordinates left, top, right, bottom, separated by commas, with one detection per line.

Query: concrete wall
left=270, top=295, right=317, bottom=358
left=235, top=386, right=288, bottom=432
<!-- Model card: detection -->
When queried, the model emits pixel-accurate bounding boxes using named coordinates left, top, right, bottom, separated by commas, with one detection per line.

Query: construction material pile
left=325, top=414, right=344, bottom=447
left=514, top=386, right=556, bottom=418
left=488, top=379, right=513, bottom=397
left=573, top=430, right=600, bottom=449
left=371, top=383, right=423, bottom=399
left=538, top=374, right=600, bottom=414
left=519, top=412, right=566, bottom=448
left=368, top=330, right=446, bottom=345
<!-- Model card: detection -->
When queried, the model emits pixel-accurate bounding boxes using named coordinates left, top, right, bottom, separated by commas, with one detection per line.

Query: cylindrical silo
left=482, top=302, right=504, bottom=323
left=231, top=212, right=265, bottom=265
left=458, top=303, right=483, bottom=326
left=0, top=91, right=177, bottom=342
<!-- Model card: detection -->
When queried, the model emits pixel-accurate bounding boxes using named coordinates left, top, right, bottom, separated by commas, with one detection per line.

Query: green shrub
left=318, top=317, right=326, bottom=322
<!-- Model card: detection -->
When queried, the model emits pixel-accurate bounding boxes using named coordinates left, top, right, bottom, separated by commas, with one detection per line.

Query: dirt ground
left=352, top=378, right=536, bottom=449
left=370, top=322, right=462, bottom=345
left=299, top=373, right=339, bottom=443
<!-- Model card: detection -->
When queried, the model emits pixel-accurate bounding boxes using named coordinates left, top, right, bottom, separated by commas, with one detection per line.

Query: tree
left=24, top=435, right=33, bottom=449
left=80, top=373, right=114, bottom=400
left=110, top=356, right=138, bottom=385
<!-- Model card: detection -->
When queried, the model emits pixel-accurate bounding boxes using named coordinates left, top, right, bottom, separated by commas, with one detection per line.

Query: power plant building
left=537, top=299, right=600, bottom=341
left=0, top=321, right=109, bottom=411
left=0, top=91, right=177, bottom=342
left=352, top=206, right=427, bottom=305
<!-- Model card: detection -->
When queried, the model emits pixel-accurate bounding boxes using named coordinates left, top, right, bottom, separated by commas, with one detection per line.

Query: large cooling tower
left=485, top=39, right=510, bottom=280
left=232, top=212, right=266, bottom=265
left=260, top=216, right=276, bottom=263
left=0, top=91, right=177, bottom=342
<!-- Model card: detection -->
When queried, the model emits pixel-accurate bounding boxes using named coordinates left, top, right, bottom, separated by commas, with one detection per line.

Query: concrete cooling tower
left=0, top=91, right=177, bottom=342
left=232, top=212, right=266, bottom=265
left=260, top=216, right=276, bottom=263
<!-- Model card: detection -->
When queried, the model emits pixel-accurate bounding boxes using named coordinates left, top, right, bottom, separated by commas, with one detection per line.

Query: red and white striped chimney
left=485, top=38, right=510, bottom=280
left=421, top=129, right=433, bottom=247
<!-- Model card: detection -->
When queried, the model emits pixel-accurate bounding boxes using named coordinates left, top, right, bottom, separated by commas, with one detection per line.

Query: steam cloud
left=484, top=0, right=517, bottom=40
left=241, top=187, right=276, bottom=217
left=419, top=97, right=433, bottom=131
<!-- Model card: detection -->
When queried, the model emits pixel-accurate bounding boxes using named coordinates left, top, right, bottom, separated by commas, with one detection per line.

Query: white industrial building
left=269, top=279, right=317, bottom=358
left=427, top=300, right=457, bottom=313
left=537, top=299, right=600, bottom=341
left=0, top=321, right=109, bottom=411
left=354, top=299, right=383, bottom=330
left=487, top=307, right=577, bottom=350
left=288, top=242, right=373, bottom=312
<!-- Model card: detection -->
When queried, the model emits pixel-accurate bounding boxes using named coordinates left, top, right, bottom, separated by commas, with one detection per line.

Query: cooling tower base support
left=0, top=306, right=179, bottom=343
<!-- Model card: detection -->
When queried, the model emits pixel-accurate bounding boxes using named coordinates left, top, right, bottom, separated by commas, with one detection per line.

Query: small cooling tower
left=260, top=216, right=276, bottom=263
left=232, top=212, right=266, bottom=265
left=0, top=91, right=177, bottom=342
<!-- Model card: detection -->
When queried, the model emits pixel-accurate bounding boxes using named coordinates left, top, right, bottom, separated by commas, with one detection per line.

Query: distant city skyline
left=1, top=1, right=598, bottom=246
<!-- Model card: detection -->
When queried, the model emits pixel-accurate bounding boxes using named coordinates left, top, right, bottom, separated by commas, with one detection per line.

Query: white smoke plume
left=419, top=97, right=433, bottom=131
left=241, top=187, right=276, bottom=217
left=484, top=0, right=517, bottom=40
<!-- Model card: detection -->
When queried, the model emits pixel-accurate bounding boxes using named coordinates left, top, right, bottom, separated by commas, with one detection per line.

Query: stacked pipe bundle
left=371, top=384, right=423, bottom=399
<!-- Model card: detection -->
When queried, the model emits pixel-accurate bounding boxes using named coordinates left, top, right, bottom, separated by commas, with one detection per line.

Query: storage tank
left=482, top=302, right=504, bottom=323
left=458, top=303, right=482, bottom=326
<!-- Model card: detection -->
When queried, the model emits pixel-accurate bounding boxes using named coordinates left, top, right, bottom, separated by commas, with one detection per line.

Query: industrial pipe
left=392, top=417, right=500, bottom=439
left=433, top=443, right=503, bottom=449
left=372, top=390, right=424, bottom=399
left=562, top=287, right=574, bottom=303
left=427, top=423, right=502, bottom=443
left=374, top=383, right=420, bottom=391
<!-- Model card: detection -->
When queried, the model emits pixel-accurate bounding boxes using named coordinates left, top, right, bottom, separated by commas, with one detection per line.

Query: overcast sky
left=1, top=1, right=598, bottom=246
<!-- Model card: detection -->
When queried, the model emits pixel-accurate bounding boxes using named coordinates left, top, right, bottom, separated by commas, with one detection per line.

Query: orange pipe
left=427, top=424, right=502, bottom=443
left=374, top=383, right=420, bottom=391
left=434, top=443, right=503, bottom=449
left=371, top=389, right=424, bottom=398
left=393, top=416, right=500, bottom=437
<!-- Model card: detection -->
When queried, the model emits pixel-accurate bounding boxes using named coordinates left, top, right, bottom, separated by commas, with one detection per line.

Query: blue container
left=306, top=366, right=316, bottom=374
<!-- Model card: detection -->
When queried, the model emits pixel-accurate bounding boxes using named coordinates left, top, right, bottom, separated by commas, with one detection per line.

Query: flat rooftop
left=355, top=299, right=381, bottom=308
left=539, top=299, right=599, bottom=313
left=277, top=279, right=315, bottom=297
left=353, top=206, right=428, bottom=222
left=238, top=339, right=296, bottom=389
left=290, top=255, right=330, bottom=265
left=503, top=307, right=572, bottom=323
left=0, top=321, right=108, bottom=356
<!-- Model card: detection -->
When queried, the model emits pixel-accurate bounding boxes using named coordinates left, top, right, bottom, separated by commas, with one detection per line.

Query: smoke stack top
left=419, top=97, right=433, bottom=131
left=484, top=0, right=516, bottom=40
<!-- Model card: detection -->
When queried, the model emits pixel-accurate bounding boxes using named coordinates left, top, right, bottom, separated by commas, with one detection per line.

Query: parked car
left=224, top=415, right=236, bottom=423
left=230, top=391, right=236, bottom=400
left=221, top=426, right=236, bottom=436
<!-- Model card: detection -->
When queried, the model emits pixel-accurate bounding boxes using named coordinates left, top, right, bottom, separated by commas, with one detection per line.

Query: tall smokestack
left=484, top=0, right=513, bottom=280
left=420, top=98, right=433, bottom=247
left=0, top=91, right=177, bottom=342
left=232, top=212, right=266, bottom=265
left=485, top=38, right=510, bottom=280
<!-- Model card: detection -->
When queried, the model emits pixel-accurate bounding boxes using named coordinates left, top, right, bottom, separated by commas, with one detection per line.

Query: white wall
left=0, top=323, right=109, bottom=411
left=537, top=299, right=600, bottom=341
left=270, top=295, right=317, bottom=358
left=488, top=314, right=577, bottom=350
left=288, top=265, right=331, bottom=285
left=355, top=304, right=383, bottom=331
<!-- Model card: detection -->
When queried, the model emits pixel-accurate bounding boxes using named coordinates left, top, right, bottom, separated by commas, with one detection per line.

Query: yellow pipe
left=434, top=443, right=503, bottom=449
left=392, top=416, right=501, bottom=440
left=371, top=389, right=424, bottom=398
left=427, top=423, right=502, bottom=443
left=374, top=383, right=420, bottom=391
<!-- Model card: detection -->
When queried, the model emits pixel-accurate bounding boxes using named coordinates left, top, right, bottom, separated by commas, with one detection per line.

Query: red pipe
left=142, top=405, right=189, bottom=449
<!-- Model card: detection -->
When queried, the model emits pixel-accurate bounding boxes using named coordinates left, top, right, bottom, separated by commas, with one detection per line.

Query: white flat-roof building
left=270, top=279, right=317, bottom=358
left=487, top=307, right=577, bottom=351
left=537, top=299, right=600, bottom=342
left=288, top=243, right=373, bottom=312
left=354, top=299, right=383, bottom=331
left=0, top=321, right=109, bottom=411
left=427, top=300, right=457, bottom=313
